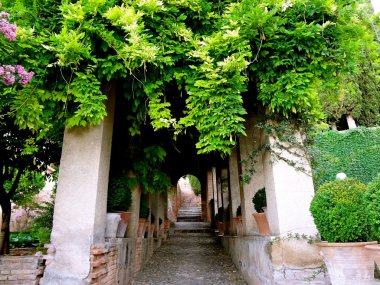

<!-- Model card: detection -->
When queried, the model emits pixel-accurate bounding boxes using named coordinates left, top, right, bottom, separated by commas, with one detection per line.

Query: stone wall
left=222, top=236, right=330, bottom=285
left=0, top=253, right=45, bottom=284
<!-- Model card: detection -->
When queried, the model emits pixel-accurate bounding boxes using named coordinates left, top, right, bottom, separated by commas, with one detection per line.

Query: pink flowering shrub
left=0, top=11, right=16, bottom=41
left=0, top=65, right=34, bottom=86
left=0, top=3, right=34, bottom=86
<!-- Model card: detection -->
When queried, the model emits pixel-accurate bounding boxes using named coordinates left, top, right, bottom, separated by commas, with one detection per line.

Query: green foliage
left=5, top=171, right=45, bottom=206
left=366, top=174, right=380, bottom=242
left=236, top=205, right=241, bottom=216
left=252, top=187, right=266, bottom=213
left=107, top=176, right=134, bottom=211
left=133, top=146, right=171, bottom=193
left=9, top=232, right=39, bottom=249
left=312, top=128, right=380, bottom=189
left=29, top=194, right=55, bottom=248
left=186, top=175, right=201, bottom=196
left=310, top=178, right=370, bottom=242
left=3, top=0, right=379, bottom=157
left=139, top=197, right=150, bottom=218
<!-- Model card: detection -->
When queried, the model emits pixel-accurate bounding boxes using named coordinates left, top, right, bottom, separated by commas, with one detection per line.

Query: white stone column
left=263, top=133, right=318, bottom=236
left=239, top=115, right=265, bottom=235
left=206, top=170, right=213, bottom=222
left=212, top=167, right=218, bottom=219
left=127, top=181, right=141, bottom=238
left=228, top=148, right=241, bottom=235
left=346, top=114, right=357, bottom=129
left=42, top=87, right=115, bottom=284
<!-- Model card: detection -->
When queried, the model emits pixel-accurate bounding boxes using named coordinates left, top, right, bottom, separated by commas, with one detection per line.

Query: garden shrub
left=107, top=176, right=134, bottom=212
left=252, top=188, right=266, bottom=213
left=310, top=178, right=371, bottom=242
left=312, top=128, right=380, bottom=189
left=366, top=174, right=380, bottom=242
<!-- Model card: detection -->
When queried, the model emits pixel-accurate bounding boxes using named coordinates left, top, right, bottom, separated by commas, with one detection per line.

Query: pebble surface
left=133, top=233, right=247, bottom=285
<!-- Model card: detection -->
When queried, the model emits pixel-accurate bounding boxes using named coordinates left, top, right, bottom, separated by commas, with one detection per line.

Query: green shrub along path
left=312, top=127, right=380, bottom=189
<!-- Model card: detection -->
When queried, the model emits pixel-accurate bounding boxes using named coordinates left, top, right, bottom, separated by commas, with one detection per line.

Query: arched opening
left=178, top=174, right=201, bottom=208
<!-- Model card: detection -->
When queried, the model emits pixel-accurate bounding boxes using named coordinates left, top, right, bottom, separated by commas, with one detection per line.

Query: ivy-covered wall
left=312, top=127, right=380, bottom=190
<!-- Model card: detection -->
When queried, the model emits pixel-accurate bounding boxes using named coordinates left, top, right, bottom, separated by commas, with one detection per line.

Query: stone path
left=134, top=207, right=247, bottom=285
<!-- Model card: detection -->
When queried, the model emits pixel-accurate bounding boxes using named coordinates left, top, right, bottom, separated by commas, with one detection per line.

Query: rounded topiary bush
left=107, top=176, right=133, bottom=212
left=366, top=174, right=380, bottom=242
left=310, top=178, right=370, bottom=242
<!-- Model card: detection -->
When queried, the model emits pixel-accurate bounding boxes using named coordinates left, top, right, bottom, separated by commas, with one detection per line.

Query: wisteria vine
left=0, top=3, right=34, bottom=86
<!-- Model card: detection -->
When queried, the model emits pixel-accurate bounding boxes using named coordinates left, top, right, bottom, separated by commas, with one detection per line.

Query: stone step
left=172, top=222, right=212, bottom=234
left=177, top=217, right=202, bottom=222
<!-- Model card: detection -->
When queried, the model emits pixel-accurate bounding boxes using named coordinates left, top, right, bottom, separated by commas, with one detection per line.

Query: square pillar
left=42, top=87, right=116, bottom=284
left=239, top=115, right=265, bottom=235
left=228, top=148, right=241, bottom=235
left=264, top=134, right=318, bottom=236
left=206, top=170, right=213, bottom=222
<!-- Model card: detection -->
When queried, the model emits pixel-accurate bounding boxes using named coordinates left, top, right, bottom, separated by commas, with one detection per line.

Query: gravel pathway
left=133, top=233, right=247, bottom=285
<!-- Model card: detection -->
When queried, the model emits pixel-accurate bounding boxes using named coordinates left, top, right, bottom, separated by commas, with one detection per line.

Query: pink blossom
left=0, top=10, right=16, bottom=41
left=0, top=65, right=34, bottom=86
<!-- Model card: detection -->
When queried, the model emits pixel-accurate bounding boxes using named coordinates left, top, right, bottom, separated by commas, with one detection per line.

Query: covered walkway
left=134, top=222, right=246, bottom=285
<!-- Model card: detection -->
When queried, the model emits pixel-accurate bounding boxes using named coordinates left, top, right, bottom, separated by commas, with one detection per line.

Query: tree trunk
left=346, top=114, right=357, bottom=129
left=0, top=196, right=11, bottom=254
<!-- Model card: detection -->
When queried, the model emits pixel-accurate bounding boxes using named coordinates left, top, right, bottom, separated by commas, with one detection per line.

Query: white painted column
left=239, top=115, right=265, bottom=235
left=228, top=148, right=241, bottom=235
left=42, top=87, right=115, bottom=284
left=263, top=133, right=318, bottom=236
left=127, top=181, right=141, bottom=238
left=346, top=114, right=357, bottom=129
left=212, top=167, right=218, bottom=220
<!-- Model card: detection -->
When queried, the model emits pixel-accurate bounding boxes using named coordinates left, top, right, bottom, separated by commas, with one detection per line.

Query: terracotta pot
left=164, top=219, right=171, bottom=231
left=233, top=216, right=243, bottom=236
left=365, top=244, right=380, bottom=267
left=116, top=211, right=131, bottom=238
left=317, top=241, right=377, bottom=284
left=252, top=213, right=270, bottom=235
left=137, top=218, right=147, bottom=238
left=218, top=222, right=224, bottom=235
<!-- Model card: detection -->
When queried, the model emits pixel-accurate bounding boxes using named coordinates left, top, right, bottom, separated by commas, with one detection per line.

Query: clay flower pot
left=365, top=244, right=380, bottom=267
left=233, top=216, right=243, bottom=236
left=317, top=241, right=377, bottom=284
left=252, top=212, right=270, bottom=235
left=116, top=211, right=131, bottom=238
left=164, top=219, right=171, bottom=232
left=218, top=222, right=224, bottom=235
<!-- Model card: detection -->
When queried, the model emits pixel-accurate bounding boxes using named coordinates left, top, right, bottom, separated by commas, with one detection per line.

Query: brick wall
left=0, top=253, right=45, bottom=285
left=88, top=244, right=117, bottom=285
left=88, top=236, right=165, bottom=285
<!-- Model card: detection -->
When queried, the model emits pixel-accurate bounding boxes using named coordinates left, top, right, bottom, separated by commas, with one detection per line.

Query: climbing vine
left=2, top=0, right=377, bottom=156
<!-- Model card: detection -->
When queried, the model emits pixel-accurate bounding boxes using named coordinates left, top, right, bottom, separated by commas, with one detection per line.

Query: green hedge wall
left=312, top=127, right=380, bottom=190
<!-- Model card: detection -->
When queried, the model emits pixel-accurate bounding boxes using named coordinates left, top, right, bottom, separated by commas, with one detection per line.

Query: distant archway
left=178, top=175, right=201, bottom=208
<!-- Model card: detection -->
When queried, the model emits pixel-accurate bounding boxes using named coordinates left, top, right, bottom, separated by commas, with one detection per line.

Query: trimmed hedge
left=366, top=174, right=380, bottom=242
left=310, top=178, right=370, bottom=242
left=312, top=127, right=380, bottom=189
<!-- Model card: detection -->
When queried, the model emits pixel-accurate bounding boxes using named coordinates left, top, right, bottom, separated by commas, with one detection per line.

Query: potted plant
left=105, top=176, right=133, bottom=238
left=138, top=198, right=150, bottom=238
left=365, top=174, right=380, bottom=266
left=252, top=187, right=270, bottom=235
left=233, top=205, right=243, bottom=236
left=310, top=178, right=376, bottom=284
